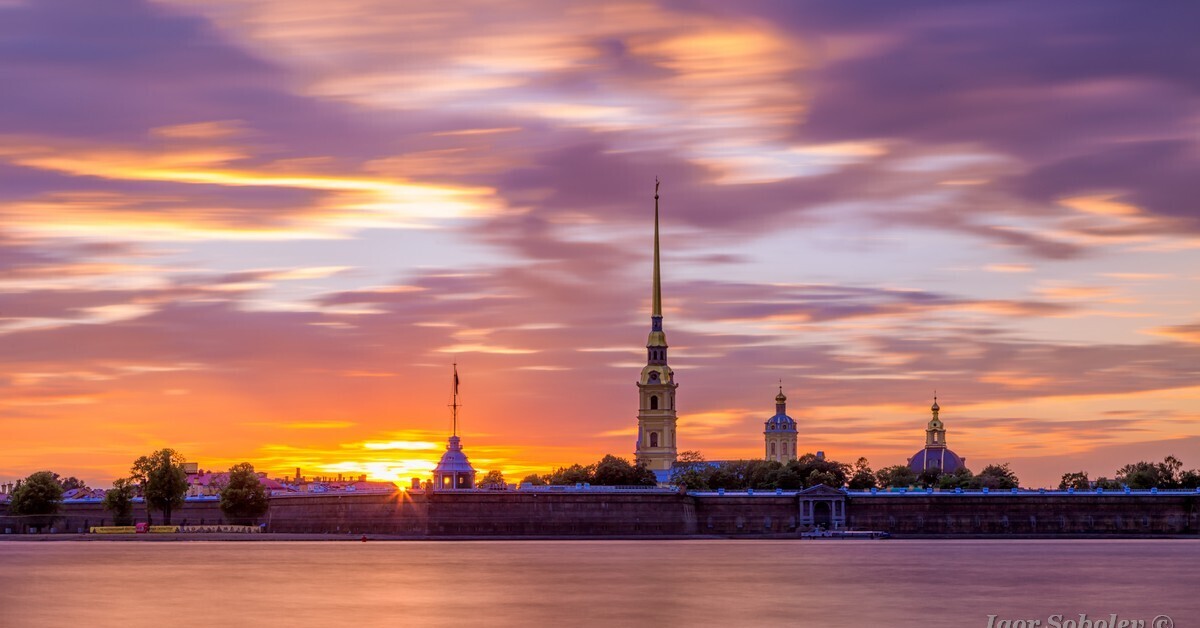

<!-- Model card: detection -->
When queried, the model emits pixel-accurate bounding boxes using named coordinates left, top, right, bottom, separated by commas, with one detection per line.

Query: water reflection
left=0, top=540, right=1196, bottom=627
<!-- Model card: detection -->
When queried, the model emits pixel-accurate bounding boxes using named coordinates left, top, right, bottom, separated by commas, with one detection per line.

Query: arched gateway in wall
left=797, top=485, right=847, bottom=529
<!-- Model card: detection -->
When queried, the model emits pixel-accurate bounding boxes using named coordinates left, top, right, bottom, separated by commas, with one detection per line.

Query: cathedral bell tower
left=763, top=386, right=797, bottom=462
left=926, top=396, right=946, bottom=448
left=635, top=179, right=678, bottom=476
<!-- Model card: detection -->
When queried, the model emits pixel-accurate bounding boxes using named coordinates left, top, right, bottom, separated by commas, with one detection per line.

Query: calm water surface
left=1, top=539, right=1196, bottom=627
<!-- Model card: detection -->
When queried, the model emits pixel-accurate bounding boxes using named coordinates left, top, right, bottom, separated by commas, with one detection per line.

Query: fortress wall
left=1, top=499, right=226, bottom=533
left=691, top=496, right=799, bottom=535
left=265, top=492, right=426, bottom=535
left=846, top=494, right=1198, bottom=535
left=5, top=492, right=1198, bottom=536
left=424, top=491, right=697, bottom=536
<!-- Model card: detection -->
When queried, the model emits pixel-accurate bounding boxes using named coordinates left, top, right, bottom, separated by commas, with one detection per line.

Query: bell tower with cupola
left=926, top=395, right=946, bottom=448
left=763, top=385, right=798, bottom=462
left=635, top=179, right=678, bottom=477
left=908, top=394, right=967, bottom=474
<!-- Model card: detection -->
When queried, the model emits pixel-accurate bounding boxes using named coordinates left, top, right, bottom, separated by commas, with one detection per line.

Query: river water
left=0, top=539, right=1195, bottom=627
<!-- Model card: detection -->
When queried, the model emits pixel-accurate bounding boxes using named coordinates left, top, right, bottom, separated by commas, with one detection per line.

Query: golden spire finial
left=451, top=361, right=460, bottom=437
left=652, top=177, right=662, bottom=318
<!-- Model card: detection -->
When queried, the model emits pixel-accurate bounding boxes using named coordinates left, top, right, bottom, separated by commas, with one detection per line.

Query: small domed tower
left=907, top=395, right=966, bottom=474
left=433, top=364, right=476, bottom=490
left=763, top=386, right=798, bottom=463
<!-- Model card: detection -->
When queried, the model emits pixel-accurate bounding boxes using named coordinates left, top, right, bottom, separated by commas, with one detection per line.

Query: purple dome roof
left=908, top=447, right=964, bottom=474
left=764, top=412, right=796, bottom=432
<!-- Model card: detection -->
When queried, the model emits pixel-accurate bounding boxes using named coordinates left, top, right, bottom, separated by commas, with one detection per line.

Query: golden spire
left=451, top=362, right=460, bottom=436
left=652, top=177, right=662, bottom=318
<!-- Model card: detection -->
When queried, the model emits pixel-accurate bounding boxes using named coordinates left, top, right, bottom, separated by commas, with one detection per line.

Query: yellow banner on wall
left=90, top=526, right=137, bottom=534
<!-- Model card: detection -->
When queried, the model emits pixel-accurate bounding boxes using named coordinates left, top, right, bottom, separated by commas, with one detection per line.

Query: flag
left=453, top=365, right=459, bottom=396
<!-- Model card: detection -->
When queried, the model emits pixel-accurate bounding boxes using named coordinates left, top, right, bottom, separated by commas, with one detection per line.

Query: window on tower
left=650, top=432, right=659, bottom=448
left=770, top=442, right=776, bottom=456
left=650, top=395, right=659, bottom=410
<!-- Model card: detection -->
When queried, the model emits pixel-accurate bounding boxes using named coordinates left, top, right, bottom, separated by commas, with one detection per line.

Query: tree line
left=1058, top=456, right=1200, bottom=491
left=517, top=454, right=659, bottom=487
left=660, top=452, right=1021, bottom=491
left=5, top=449, right=271, bottom=526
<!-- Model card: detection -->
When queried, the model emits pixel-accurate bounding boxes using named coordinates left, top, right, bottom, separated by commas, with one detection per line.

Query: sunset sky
left=2, top=1, right=1198, bottom=489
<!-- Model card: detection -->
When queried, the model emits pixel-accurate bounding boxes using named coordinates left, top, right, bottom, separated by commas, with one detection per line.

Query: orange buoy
left=361, top=535, right=367, bottom=542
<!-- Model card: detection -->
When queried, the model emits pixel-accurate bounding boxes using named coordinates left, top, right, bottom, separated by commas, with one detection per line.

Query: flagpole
left=451, top=362, right=459, bottom=437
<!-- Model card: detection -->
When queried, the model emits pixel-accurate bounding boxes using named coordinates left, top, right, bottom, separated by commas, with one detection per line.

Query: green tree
left=1058, top=471, right=1090, bottom=490
left=477, top=469, right=506, bottom=488
left=593, top=454, right=656, bottom=486
left=102, top=478, right=136, bottom=526
left=704, top=465, right=739, bottom=490
left=132, top=449, right=189, bottom=525
left=669, top=451, right=711, bottom=490
left=1116, top=460, right=1167, bottom=489
left=972, top=463, right=1019, bottom=489
left=547, top=463, right=593, bottom=485
left=917, top=467, right=943, bottom=488
left=792, top=454, right=849, bottom=488
left=1117, top=456, right=1186, bottom=489
left=805, top=470, right=840, bottom=488
left=9, top=471, right=64, bottom=517
left=219, top=463, right=269, bottom=525
left=746, top=460, right=783, bottom=489
left=876, top=465, right=917, bottom=488
left=937, top=467, right=974, bottom=490
left=1093, top=476, right=1122, bottom=490
left=847, top=458, right=877, bottom=490
left=1179, top=469, right=1200, bottom=489
left=771, top=464, right=804, bottom=490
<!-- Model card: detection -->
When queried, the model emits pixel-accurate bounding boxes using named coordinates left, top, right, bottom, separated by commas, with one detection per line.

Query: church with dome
left=763, top=386, right=798, bottom=462
left=907, top=396, right=966, bottom=474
